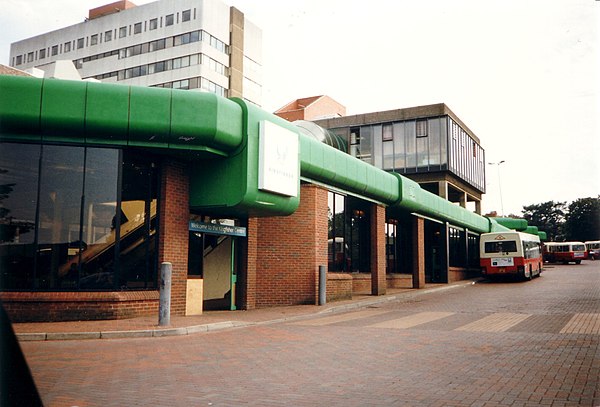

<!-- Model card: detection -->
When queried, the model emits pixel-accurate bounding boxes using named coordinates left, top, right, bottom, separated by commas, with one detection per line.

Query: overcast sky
left=1, top=0, right=598, bottom=216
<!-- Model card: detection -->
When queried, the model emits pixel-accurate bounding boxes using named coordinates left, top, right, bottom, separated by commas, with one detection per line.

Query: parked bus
left=543, top=241, right=587, bottom=264
left=584, top=241, right=600, bottom=260
left=480, top=231, right=543, bottom=280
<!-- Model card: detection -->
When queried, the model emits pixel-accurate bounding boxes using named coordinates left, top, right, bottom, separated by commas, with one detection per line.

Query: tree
left=563, top=197, right=600, bottom=241
left=521, top=201, right=566, bottom=241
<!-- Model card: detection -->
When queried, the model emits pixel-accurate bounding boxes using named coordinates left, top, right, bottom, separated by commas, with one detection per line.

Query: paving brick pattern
left=19, top=263, right=600, bottom=406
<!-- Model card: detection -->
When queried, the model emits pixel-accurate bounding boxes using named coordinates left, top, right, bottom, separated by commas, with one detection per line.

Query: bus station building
left=0, top=74, right=523, bottom=322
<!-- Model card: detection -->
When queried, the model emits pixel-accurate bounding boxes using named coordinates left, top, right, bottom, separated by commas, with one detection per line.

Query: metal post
left=318, top=265, right=327, bottom=306
left=159, top=262, right=172, bottom=326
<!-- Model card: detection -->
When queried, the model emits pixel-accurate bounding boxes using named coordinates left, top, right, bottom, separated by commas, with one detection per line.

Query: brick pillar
left=239, top=217, right=258, bottom=310
left=370, top=204, right=386, bottom=295
left=254, top=184, right=328, bottom=307
left=158, top=159, right=189, bottom=316
left=412, top=216, right=426, bottom=289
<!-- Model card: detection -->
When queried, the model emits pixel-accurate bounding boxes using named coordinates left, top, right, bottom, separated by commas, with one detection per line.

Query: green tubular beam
left=391, top=174, right=495, bottom=233
left=492, top=217, right=529, bottom=231
left=299, top=134, right=399, bottom=204
left=0, top=75, right=544, bottom=233
left=189, top=98, right=300, bottom=217
left=0, top=75, right=243, bottom=155
left=524, top=225, right=539, bottom=235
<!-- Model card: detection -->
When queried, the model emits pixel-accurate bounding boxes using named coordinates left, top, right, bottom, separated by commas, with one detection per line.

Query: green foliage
left=521, top=197, right=600, bottom=242
left=521, top=201, right=566, bottom=241
left=563, top=197, right=600, bottom=241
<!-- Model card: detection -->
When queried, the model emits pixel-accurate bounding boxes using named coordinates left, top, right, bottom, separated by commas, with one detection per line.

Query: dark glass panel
left=428, top=118, right=441, bottom=165
left=405, top=121, right=416, bottom=170
left=79, top=148, right=119, bottom=289
left=0, top=143, right=40, bottom=289
left=36, top=145, right=85, bottom=289
left=327, top=192, right=347, bottom=272
left=393, top=122, right=406, bottom=171
left=118, top=151, right=159, bottom=289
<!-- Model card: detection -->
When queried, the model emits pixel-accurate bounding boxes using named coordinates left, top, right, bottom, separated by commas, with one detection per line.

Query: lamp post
left=488, top=160, right=505, bottom=216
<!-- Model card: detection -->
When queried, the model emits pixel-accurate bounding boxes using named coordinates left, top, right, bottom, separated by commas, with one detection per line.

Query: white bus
left=584, top=241, right=600, bottom=260
left=480, top=231, right=543, bottom=280
left=543, top=241, right=587, bottom=264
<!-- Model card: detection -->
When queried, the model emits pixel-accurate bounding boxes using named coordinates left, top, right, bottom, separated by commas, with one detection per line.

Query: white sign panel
left=258, top=120, right=299, bottom=197
left=491, top=257, right=514, bottom=267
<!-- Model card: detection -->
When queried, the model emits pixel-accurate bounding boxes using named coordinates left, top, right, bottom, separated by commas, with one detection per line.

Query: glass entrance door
left=188, top=232, right=236, bottom=311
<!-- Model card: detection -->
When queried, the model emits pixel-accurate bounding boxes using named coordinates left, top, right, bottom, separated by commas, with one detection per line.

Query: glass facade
left=327, top=192, right=370, bottom=273
left=331, top=115, right=485, bottom=193
left=0, top=143, right=160, bottom=291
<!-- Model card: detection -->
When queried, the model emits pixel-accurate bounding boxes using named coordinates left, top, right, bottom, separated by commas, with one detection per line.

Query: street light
left=488, top=160, right=505, bottom=216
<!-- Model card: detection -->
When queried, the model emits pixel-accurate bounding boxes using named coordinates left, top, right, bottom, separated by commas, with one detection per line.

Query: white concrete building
left=8, top=0, right=262, bottom=105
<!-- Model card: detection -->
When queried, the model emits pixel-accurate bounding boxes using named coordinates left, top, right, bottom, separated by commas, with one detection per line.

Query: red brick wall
left=412, top=216, right=426, bottom=288
left=239, top=218, right=259, bottom=310
left=371, top=203, right=386, bottom=295
left=326, top=273, right=352, bottom=301
left=254, top=184, right=328, bottom=307
left=157, top=159, right=189, bottom=315
left=0, top=291, right=159, bottom=322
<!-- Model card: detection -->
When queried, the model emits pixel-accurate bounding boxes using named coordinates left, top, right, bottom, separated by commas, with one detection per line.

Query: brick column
left=412, top=216, right=426, bottom=289
left=254, top=184, right=328, bottom=307
left=370, top=204, right=386, bottom=295
left=239, top=217, right=258, bottom=310
left=158, top=159, right=189, bottom=316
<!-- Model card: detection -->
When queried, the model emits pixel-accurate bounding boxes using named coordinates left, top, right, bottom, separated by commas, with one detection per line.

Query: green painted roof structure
left=0, top=75, right=544, bottom=236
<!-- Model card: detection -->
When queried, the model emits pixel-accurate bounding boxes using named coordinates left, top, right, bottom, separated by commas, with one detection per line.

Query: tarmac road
left=20, top=262, right=600, bottom=406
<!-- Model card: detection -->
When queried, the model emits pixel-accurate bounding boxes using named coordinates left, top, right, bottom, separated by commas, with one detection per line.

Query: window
left=77, top=38, right=84, bottom=49
left=485, top=241, right=518, bottom=254
left=51, top=45, right=59, bottom=56
left=105, top=30, right=112, bottom=42
left=0, top=145, right=160, bottom=291
left=90, top=34, right=98, bottom=46
left=64, top=41, right=71, bottom=53
left=134, top=22, right=142, bottom=34
left=27, top=52, right=34, bottom=62
left=182, top=9, right=191, bottom=22
left=416, top=119, right=428, bottom=138
left=150, top=38, right=166, bottom=52
left=149, top=18, right=158, bottom=30
left=154, top=61, right=165, bottom=73
left=119, top=26, right=127, bottom=38
left=165, top=14, right=174, bottom=26
left=39, top=48, right=46, bottom=59
left=15, top=55, right=22, bottom=65
left=383, top=124, right=393, bottom=141
left=173, top=79, right=189, bottom=90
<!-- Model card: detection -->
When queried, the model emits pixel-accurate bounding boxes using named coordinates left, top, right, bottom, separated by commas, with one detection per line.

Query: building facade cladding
left=8, top=0, right=262, bottom=105
left=314, top=104, right=486, bottom=196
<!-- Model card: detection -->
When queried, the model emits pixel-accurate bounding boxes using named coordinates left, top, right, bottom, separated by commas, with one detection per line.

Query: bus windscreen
left=484, top=241, right=517, bottom=254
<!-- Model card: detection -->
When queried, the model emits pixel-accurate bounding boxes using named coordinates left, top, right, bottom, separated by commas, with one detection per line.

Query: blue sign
left=189, top=221, right=247, bottom=237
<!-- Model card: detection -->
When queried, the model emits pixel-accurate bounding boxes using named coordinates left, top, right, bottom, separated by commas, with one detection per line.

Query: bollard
left=318, top=265, right=326, bottom=306
left=159, top=262, right=172, bottom=326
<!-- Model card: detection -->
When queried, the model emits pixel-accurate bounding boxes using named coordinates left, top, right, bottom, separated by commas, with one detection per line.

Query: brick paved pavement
left=19, top=262, right=600, bottom=406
